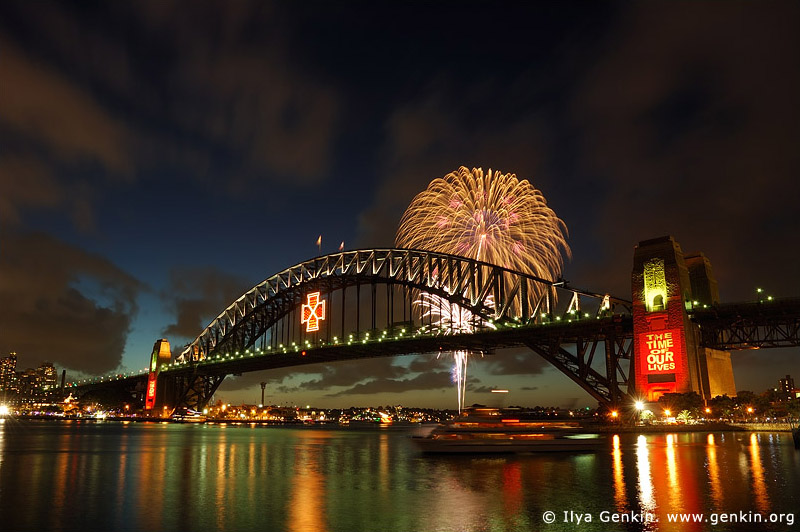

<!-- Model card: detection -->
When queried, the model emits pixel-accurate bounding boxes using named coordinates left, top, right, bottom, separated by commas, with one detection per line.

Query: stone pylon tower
left=144, top=338, right=172, bottom=411
left=631, top=236, right=735, bottom=401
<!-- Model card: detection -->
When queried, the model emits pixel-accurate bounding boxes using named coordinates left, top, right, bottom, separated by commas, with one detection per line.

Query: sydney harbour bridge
left=68, top=238, right=800, bottom=412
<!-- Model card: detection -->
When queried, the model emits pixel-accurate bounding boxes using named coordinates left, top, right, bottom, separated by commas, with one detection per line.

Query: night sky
left=2, top=1, right=799, bottom=409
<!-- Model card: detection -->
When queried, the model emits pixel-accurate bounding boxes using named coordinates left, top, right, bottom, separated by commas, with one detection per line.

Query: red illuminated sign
left=145, top=372, right=158, bottom=410
left=639, top=329, right=681, bottom=373
left=301, top=292, right=325, bottom=332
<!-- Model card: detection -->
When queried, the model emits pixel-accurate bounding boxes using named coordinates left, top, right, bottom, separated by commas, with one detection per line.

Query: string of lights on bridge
left=65, top=308, right=612, bottom=388
left=66, top=285, right=783, bottom=389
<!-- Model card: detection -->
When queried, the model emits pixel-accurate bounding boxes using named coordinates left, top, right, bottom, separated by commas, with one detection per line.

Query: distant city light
left=491, top=389, right=509, bottom=393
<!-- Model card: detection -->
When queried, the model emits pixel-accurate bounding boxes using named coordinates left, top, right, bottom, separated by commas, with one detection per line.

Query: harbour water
left=0, top=420, right=798, bottom=531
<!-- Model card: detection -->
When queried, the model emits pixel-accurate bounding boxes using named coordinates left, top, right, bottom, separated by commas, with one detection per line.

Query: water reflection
left=289, top=435, right=327, bottom=532
left=0, top=423, right=798, bottom=532
left=636, top=434, right=657, bottom=516
left=749, top=433, right=770, bottom=514
left=706, top=433, right=723, bottom=510
left=611, top=434, right=628, bottom=513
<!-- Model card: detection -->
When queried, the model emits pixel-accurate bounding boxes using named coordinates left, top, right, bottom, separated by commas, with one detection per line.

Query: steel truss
left=180, top=248, right=629, bottom=361
left=525, top=317, right=633, bottom=405
left=169, top=373, right=225, bottom=412
left=692, top=298, right=800, bottom=350
left=76, top=249, right=634, bottom=410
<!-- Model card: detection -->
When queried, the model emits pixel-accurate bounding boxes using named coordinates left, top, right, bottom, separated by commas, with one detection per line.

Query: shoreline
left=3, top=416, right=794, bottom=433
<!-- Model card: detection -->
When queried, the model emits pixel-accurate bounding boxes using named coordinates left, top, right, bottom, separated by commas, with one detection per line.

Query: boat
left=412, top=408, right=604, bottom=454
left=171, top=409, right=207, bottom=423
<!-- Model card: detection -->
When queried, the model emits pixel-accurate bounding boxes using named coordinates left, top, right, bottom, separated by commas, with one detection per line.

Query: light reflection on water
left=0, top=422, right=799, bottom=532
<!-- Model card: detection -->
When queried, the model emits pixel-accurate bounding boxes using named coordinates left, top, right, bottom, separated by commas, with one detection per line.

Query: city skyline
left=1, top=2, right=799, bottom=409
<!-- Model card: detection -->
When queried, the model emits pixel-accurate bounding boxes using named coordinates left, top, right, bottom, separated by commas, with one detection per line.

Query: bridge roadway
left=163, top=315, right=630, bottom=376
left=690, top=297, right=800, bottom=350
left=68, top=313, right=634, bottom=407
left=67, top=297, right=800, bottom=409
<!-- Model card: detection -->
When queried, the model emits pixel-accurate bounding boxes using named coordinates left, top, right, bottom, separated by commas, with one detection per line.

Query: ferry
left=412, top=408, right=604, bottom=454
left=171, top=409, right=207, bottom=423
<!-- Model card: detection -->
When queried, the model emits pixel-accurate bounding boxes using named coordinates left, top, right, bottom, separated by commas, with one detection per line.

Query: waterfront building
left=779, top=374, right=797, bottom=400
left=0, top=353, right=19, bottom=396
left=11, top=361, right=60, bottom=404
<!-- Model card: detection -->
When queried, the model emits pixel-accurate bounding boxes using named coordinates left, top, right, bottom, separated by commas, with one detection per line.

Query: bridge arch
left=163, top=249, right=632, bottom=409
left=180, top=249, right=625, bottom=361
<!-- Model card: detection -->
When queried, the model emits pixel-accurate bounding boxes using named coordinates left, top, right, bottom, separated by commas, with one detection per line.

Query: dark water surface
left=1, top=420, right=798, bottom=532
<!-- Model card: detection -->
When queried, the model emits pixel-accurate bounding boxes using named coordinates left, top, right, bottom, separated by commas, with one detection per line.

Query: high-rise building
left=779, top=375, right=796, bottom=400
left=39, top=362, right=57, bottom=391
left=15, top=362, right=60, bottom=403
left=0, top=353, right=19, bottom=395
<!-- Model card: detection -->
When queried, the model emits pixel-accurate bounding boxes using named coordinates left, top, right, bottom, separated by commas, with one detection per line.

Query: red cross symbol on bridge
left=301, top=291, right=326, bottom=332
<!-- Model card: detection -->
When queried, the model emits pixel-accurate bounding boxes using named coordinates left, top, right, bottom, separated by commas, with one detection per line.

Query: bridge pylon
left=630, top=236, right=736, bottom=402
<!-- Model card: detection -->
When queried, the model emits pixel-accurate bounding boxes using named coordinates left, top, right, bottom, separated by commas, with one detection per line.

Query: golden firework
left=396, top=166, right=570, bottom=281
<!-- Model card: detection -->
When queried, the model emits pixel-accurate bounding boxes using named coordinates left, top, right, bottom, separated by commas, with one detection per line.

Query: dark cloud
left=0, top=1, right=341, bottom=233
left=0, top=37, right=132, bottom=174
left=218, top=357, right=414, bottom=395
left=407, top=354, right=451, bottom=373
left=483, top=347, right=549, bottom=376
left=326, top=371, right=452, bottom=397
left=0, top=32, right=133, bottom=229
left=569, top=2, right=800, bottom=300
left=133, top=2, right=340, bottom=186
left=0, top=231, right=141, bottom=373
left=0, top=156, right=62, bottom=223
left=161, top=267, right=252, bottom=341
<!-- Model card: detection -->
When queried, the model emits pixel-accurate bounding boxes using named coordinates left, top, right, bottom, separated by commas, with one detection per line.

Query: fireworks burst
left=396, top=166, right=570, bottom=282
left=397, top=166, right=571, bottom=410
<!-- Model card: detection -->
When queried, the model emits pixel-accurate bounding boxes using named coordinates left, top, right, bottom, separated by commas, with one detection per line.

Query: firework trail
left=397, top=167, right=570, bottom=411
left=417, top=291, right=495, bottom=412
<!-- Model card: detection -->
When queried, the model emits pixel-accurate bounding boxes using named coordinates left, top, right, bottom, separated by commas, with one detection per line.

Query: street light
left=635, top=400, right=645, bottom=411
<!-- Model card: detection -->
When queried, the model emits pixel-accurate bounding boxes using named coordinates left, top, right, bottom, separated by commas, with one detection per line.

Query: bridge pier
left=630, top=236, right=736, bottom=402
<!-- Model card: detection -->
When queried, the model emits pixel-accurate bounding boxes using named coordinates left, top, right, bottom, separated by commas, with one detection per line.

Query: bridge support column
left=144, top=339, right=172, bottom=414
left=171, top=372, right=226, bottom=412
left=630, top=237, right=735, bottom=402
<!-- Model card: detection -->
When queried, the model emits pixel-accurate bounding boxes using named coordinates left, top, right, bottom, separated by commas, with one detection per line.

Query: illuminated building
left=15, top=362, right=60, bottom=404
left=779, top=375, right=797, bottom=400
left=631, top=237, right=736, bottom=401
left=39, top=362, right=57, bottom=391
left=0, top=353, right=19, bottom=395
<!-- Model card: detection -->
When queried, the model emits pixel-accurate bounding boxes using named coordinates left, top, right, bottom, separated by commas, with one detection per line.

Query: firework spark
left=417, top=290, right=495, bottom=412
left=397, top=166, right=570, bottom=410
left=396, top=166, right=570, bottom=282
